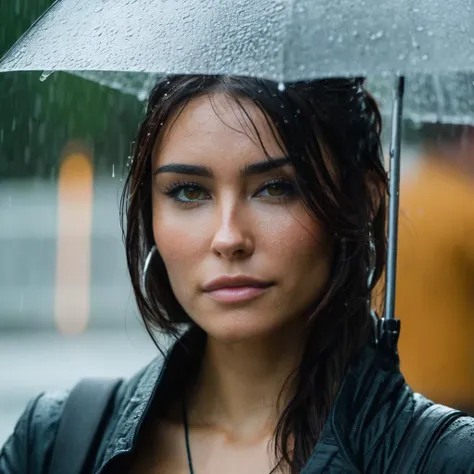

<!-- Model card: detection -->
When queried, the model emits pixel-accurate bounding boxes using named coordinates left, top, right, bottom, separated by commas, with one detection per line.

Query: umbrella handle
left=380, top=76, right=404, bottom=355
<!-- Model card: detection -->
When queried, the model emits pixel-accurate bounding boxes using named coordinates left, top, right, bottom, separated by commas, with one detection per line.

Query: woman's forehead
left=153, top=93, right=284, bottom=167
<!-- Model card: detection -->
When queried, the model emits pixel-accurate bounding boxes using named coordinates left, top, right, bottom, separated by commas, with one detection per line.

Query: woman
left=1, top=75, right=473, bottom=474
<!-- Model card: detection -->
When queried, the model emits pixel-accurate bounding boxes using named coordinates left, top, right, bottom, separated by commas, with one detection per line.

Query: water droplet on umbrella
left=39, top=71, right=53, bottom=82
left=370, top=30, right=384, bottom=40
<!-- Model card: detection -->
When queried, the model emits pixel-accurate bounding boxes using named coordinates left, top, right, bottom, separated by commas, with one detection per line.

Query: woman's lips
left=204, top=285, right=273, bottom=303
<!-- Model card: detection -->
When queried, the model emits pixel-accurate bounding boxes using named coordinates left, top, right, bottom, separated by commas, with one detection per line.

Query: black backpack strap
left=48, top=378, right=122, bottom=474
left=392, top=403, right=464, bottom=473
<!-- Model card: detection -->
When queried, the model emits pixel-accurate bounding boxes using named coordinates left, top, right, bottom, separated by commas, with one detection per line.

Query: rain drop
left=112, top=164, right=115, bottom=178
left=39, top=71, right=53, bottom=82
left=370, top=30, right=384, bottom=41
left=278, top=82, right=286, bottom=92
left=137, top=89, right=148, bottom=101
left=416, top=26, right=424, bottom=32
left=95, top=5, right=104, bottom=12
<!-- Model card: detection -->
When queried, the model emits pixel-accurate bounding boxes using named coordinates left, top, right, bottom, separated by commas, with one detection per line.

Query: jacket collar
left=98, top=327, right=408, bottom=472
left=97, top=327, right=204, bottom=471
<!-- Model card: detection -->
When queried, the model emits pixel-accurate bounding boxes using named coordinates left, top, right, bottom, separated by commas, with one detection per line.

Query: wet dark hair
left=120, top=75, right=387, bottom=473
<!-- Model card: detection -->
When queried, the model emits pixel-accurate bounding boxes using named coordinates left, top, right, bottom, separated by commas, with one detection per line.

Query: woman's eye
left=166, top=184, right=209, bottom=202
left=180, top=186, right=204, bottom=201
left=257, top=180, right=295, bottom=198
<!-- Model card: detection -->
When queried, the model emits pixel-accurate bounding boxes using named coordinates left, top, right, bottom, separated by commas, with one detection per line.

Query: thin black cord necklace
left=181, top=397, right=282, bottom=474
left=182, top=396, right=195, bottom=474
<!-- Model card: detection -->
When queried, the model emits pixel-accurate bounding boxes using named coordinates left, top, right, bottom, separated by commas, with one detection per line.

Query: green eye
left=258, top=179, right=295, bottom=198
left=164, top=182, right=209, bottom=203
left=266, top=182, right=286, bottom=196
left=180, top=186, right=203, bottom=201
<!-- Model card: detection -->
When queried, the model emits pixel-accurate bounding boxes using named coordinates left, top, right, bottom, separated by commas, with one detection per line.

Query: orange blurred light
left=54, top=151, right=93, bottom=335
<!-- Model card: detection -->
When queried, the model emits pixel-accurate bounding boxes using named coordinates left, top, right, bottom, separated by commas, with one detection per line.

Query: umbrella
left=2, top=0, right=474, bottom=353
left=69, top=71, right=474, bottom=128
left=2, top=0, right=473, bottom=79
left=368, top=73, right=474, bottom=127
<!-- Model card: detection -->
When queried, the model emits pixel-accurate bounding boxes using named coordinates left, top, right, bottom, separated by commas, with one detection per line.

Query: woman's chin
left=195, top=310, right=292, bottom=344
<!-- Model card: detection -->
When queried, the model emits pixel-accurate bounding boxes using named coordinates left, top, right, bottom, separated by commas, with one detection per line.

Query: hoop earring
left=367, top=227, right=376, bottom=290
left=142, top=245, right=157, bottom=291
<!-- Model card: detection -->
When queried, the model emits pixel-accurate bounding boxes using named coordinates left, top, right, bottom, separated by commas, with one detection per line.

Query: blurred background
left=0, top=0, right=160, bottom=445
left=1, top=0, right=473, bottom=446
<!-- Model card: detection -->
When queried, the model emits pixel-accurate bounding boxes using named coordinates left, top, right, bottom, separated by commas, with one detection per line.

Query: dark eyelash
left=162, top=180, right=204, bottom=197
left=256, top=178, right=297, bottom=196
left=162, top=177, right=296, bottom=201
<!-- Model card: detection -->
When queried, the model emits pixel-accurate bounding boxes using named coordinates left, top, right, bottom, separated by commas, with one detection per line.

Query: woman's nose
left=210, top=206, right=254, bottom=260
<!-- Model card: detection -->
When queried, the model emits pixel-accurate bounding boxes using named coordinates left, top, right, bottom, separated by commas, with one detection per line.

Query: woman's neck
left=186, top=325, right=307, bottom=440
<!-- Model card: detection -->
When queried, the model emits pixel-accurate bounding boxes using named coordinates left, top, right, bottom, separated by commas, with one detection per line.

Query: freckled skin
left=151, top=93, right=334, bottom=343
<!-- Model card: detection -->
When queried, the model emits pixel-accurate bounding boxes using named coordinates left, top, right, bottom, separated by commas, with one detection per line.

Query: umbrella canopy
left=1, top=0, right=474, bottom=79
left=71, top=70, right=474, bottom=127
left=368, top=73, right=474, bottom=127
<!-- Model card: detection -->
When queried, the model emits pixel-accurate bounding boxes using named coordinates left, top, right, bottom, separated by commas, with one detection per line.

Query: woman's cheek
left=153, top=209, right=210, bottom=266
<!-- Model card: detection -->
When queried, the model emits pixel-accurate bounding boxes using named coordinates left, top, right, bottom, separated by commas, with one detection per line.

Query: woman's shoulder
left=388, top=395, right=474, bottom=473
left=0, top=390, right=69, bottom=474
left=425, top=414, right=474, bottom=473
left=0, top=358, right=160, bottom=474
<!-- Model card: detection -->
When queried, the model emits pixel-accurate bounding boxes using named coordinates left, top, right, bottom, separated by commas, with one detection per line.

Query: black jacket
left=1, top=329, right=474, bottom=474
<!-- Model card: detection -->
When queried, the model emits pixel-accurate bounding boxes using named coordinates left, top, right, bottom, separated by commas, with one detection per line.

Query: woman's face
left=151, top=93, right=334, bottom=342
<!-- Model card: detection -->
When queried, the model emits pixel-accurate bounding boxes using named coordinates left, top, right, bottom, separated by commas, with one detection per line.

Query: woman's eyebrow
left=153, top=163, right=212, bottom=177
left=242, top=156, right=292, bottom=176
left=153, top=156, right=293, bottom=178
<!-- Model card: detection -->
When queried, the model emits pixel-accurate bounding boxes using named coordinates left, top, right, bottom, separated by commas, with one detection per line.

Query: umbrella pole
left=380, top=75, right=404, bottom=354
